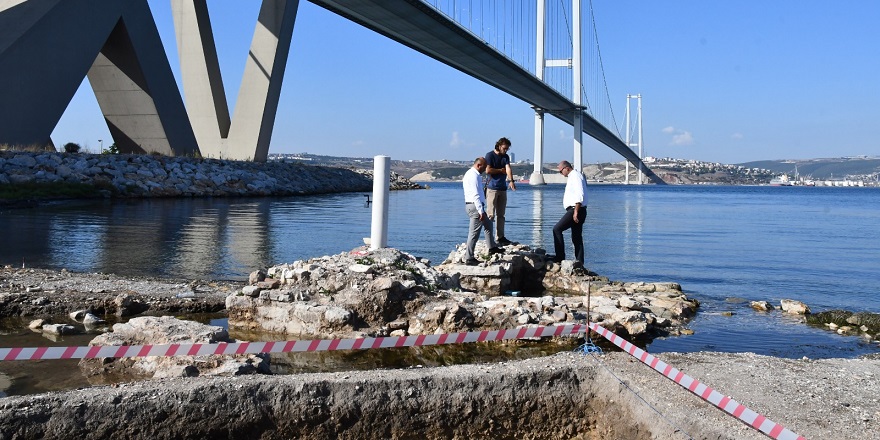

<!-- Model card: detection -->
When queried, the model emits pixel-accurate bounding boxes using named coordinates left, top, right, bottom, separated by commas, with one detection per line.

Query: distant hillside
left=269, top=153, right=880, bottom=185
left=738, top=157, right=880, bottom=179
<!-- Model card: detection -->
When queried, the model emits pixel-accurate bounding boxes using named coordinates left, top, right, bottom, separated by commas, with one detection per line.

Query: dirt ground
left=2, top=267, right=879, bottom=439
left=0, top=267, right=240, bottom=318
left=0, top=351, right=876, bottom=439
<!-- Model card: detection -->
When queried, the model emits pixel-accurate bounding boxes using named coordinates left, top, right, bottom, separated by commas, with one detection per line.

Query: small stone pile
left=79, top=316, right=270, bottom=383
left=0, top=151, right=422, bottom=198
left=227, top=245, right=699, bottom=341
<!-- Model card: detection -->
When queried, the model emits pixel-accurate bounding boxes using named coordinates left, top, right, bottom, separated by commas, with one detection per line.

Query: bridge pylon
left=531, top=0, right=584, bottom=184
left=625, top=94, right=645, bottom=185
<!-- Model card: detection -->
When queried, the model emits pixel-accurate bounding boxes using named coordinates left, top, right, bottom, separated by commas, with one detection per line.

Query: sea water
left=1, top=183, right=879, bottom=359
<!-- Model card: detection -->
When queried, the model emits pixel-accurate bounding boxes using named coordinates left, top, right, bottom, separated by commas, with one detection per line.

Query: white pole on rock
left=370, top=155, right=390, bottom=250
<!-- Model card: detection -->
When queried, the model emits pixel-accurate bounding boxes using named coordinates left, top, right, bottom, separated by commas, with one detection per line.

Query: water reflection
left=530, top=187, right=545, bottom=245
left=171, top=201, right=272, bottom=278
left=622, top=190, right=644, bottom=262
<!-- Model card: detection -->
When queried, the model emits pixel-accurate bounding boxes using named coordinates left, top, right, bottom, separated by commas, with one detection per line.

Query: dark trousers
left=553, top=206, right=586, bottom=263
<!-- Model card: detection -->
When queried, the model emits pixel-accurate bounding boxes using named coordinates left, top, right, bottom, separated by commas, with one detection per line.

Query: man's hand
left=508, top=180, right=516, bottom=191
left=573, top=205, right=580, bottom=223
left=479, top=212, right=486, bottom=221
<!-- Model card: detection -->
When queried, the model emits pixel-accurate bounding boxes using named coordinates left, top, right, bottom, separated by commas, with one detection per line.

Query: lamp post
left=99, top=139, right=103, bottom=153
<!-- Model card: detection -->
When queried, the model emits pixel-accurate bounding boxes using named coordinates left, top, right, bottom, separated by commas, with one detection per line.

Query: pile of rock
left=750, top=298, right=880, bottom=343
left=79, top=316, right=270, bottom=382
left=226, top=245, right=699, bottom=341
left=0, top=151, right=421, bottom=198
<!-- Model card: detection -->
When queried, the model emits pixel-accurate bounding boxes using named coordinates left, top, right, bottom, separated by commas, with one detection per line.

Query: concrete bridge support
left=0, top=0, right=198, bottom=156
left=172, top=0, right=299, bottom=161
left=0, top=0, right=296, bottom=161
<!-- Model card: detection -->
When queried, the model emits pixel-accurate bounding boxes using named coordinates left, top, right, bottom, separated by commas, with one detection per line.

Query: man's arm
left=505, top=164, right=516, bottom=190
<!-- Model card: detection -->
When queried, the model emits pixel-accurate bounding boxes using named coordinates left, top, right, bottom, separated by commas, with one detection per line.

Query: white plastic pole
left=370, top=155, right=390, bottom=249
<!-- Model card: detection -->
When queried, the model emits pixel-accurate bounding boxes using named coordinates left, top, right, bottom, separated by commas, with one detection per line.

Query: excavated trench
left=0, top=353, right=715, bottom=440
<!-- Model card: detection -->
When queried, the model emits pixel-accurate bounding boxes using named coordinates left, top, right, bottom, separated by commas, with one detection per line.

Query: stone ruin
left=226, top=243, right=699, bottom=342
left=76, top=244, right=698, bottom=383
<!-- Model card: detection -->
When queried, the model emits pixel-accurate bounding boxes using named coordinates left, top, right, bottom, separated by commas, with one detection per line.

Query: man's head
left=474, top=157, right=487, bottom=173
left=557, top=160, right=573, bottom=177
left=494, top=137, right=511, bottom=154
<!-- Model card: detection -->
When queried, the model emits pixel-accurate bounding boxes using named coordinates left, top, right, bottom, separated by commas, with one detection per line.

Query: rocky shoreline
left=2, top=245, right=880, bottom=438
left=0, top=150, right=421, bottom=203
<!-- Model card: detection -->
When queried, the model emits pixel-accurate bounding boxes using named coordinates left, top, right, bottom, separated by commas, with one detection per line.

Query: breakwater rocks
left=227, top=244, right=698, bottom=342
left=0, top=151, right=420, bottom=199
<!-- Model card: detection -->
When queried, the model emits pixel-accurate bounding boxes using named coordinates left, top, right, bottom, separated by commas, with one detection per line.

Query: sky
left=50, top=1, right=880, bottom=165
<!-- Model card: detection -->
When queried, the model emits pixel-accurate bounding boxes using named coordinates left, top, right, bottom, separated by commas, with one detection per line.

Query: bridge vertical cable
left=421, top=0, right=621, bottom=140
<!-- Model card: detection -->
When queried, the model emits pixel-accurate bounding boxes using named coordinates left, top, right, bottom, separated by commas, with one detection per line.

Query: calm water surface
left=2, top=183, right=879, bottom=360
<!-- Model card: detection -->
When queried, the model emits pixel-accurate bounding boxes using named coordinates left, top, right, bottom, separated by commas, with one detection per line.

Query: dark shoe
left=497, top=237, right=513, bottom=246
left=546, top=254, right=563, bottom=263
left=465, top=258, right=479, bottom=266
left=488, top=247, right=504, bottom=255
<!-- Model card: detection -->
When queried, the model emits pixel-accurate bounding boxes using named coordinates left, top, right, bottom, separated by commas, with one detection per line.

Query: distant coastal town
left=270, top=153, right=880, bottom=187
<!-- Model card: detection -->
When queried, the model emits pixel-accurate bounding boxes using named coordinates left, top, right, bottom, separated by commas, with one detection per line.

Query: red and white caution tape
left=0, top=324, right=586, bottom=361
left=1, top=321, right=807, bottom=439
left=586, top=322, right=807, bottom=440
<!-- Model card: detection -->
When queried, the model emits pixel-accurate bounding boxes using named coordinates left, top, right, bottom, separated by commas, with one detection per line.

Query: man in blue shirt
left=484, top=137, right=516, bottom=245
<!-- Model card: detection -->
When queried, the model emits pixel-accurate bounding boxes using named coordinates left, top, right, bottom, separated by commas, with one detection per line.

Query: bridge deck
left=309, top=0, right=663, bottom=184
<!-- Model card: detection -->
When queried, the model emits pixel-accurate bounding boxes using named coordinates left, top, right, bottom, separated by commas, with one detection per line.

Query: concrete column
left=530, top=110, right=546, bottom=184
left=173, top=0, right=299, bottom=161
left=0, top=0, right=197, bottom=156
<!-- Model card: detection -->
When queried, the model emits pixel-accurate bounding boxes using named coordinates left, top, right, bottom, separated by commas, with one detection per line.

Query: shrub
left=63, top=142, right=81, bottom=153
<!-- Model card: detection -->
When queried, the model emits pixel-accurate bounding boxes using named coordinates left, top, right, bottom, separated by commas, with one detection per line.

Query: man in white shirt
left=551, top=160, right=588, bottom=264
left=462, top=157, right=503, bottom=265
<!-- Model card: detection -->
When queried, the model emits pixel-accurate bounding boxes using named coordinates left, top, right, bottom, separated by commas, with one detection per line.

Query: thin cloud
left=731, top=132, right=744, bottom=140
left=449, top=131, right=464, bottom=148
left=351, top=140, right=365, bottom=147
left=662, top=126, right=695, bottom=146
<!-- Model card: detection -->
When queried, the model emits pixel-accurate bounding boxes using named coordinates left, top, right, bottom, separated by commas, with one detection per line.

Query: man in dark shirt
left=484, top=137, right=516, bottom=245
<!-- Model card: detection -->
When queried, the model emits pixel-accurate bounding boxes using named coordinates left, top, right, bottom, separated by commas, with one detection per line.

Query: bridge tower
left=625, top=94, right=644, bottom=185
left=531, top=0, right=584, bottom=185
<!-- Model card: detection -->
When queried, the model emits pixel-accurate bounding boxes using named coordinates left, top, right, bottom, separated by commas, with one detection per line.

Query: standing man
left=485, top=137, right=516, bottom=245
left=463, top=157, right=503, bottom=265
left=551, top=160, right=588, bottom=264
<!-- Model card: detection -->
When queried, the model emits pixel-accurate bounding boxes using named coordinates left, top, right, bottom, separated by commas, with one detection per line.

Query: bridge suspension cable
left=422, top=0, right=622, bottom=142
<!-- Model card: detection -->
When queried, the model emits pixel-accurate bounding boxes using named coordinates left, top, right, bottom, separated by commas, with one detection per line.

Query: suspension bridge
left=0, top=0, right=662, bottom=184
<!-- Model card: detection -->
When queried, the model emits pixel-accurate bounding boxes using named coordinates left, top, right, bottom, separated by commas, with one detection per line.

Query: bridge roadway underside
left=310, top=0, right=664, bottom=184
